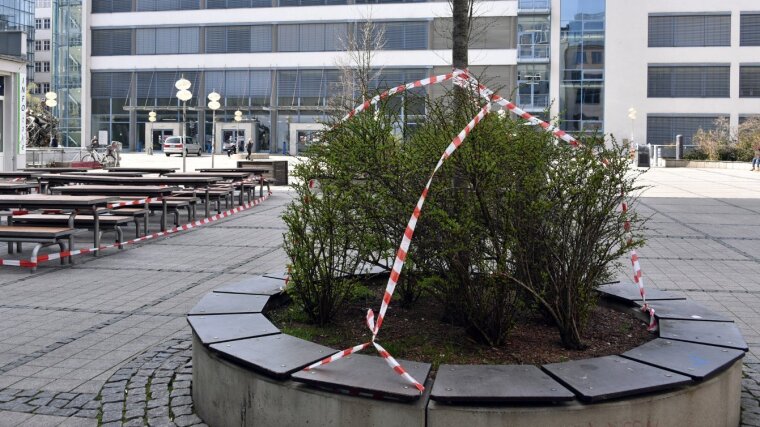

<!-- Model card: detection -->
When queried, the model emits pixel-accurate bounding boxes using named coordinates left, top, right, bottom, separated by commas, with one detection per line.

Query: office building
left=77, top=0, right=517, bottom=153
left=32, top=0, right=52, bottom=99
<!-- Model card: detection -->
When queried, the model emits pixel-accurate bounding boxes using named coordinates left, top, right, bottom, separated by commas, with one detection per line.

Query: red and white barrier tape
left=0, top=192, right=271, bottom=269
left=106, top=197, right=161, bottom=209
left=301, top=68, right=655, bottom=390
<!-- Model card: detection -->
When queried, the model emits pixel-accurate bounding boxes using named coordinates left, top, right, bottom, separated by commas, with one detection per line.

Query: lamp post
left=175, top=77, right=192, bottom=172
left=148, top=111, right=156, bottom=155
left=234, top=109, right=242, bottom=156
left=207, top=91, right=221, bottom=168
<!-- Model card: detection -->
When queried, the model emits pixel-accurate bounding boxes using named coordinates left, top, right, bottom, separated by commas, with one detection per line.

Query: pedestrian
left=246, top=138, right=253, bottom=160
left=753, top=146, right=760, bottom=171
left=90, top=135, right=99, bottom=148
left=50, top=135, right=58, bottom=148
left=226, top=137, right=233, bottom=157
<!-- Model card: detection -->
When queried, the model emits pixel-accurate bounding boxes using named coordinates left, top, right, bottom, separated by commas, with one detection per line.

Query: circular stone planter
left=188, top=275, right=746, bottom=427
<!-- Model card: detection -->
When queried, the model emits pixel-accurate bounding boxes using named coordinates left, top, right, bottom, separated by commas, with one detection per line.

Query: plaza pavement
left=0, top=163, right=760, bottom=425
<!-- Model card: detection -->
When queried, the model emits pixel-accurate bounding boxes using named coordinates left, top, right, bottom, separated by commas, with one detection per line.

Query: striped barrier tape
left=301, top=68, right=654, bottom=390
left=457, top=70, right=655, bottom=330
left=106, top=197, right=161, bottom=209
left=0, top=192, right=272, bottom=269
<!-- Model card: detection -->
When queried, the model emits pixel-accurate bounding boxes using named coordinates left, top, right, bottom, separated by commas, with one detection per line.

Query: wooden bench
left=0, top=226, right=75, bottom=272
left=10, top=214, right=132, bottom=248
left=164, top=196, right=200, bottom=221
left=107, top=207, right=150, bottom=237
left=119, top=198, right=193, bottom=226
left=173, top=189, right=232, bottom=214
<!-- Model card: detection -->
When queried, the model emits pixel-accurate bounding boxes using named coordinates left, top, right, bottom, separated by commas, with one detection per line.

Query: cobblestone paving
left=3, top=169, right=760, bottom=425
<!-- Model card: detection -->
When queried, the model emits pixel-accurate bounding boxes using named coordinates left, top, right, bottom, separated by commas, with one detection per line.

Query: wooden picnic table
left=167, top=172, right=255, bottom=205
left=41, top=174, right=224, bottom=218
left=0, top=194, right=117, bottom=254
left=105, top=167, right=178, bottom=175
left=0, top=171, right=43, bottom=179
left=50, top=185, right=180, bottom=232
left=195, top=169, right=270, bottom=197
left=65, top=171, right=146, bottom=177
left=22, top=167, right=91, bottom=173
left=0, top=182, right=40, bottom=195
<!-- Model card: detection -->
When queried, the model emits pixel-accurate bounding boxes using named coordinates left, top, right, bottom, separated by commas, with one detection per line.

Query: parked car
left=222, top=139, right=237, bottom=154
left=163, top=136, right=203, bottom=157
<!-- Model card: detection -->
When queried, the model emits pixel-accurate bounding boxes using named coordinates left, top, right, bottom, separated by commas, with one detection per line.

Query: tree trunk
left=452, top=0, right=470, bottom=70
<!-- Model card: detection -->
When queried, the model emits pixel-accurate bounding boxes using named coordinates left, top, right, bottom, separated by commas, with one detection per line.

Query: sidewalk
left=1, top=167, right=760, bottom=425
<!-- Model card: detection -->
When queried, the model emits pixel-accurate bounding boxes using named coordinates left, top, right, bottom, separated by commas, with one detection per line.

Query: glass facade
left=560, top=0, right=604, bottom=132
left=52, top=0, right=82, bottom=147
left=91, top=68, right=428, bottom=153
left=516, top=0, right=550, bottom=113
left=0, top=0, right=35, bottom=78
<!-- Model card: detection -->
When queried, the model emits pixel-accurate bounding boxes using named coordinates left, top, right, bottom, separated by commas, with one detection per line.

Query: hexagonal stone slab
left=598, top=282, right=686, bottom=303
left=188, top=313, right=279, bottom=345
left=543, top=355, right=691, bottom=403
left=636, top=300, right=733, bottom=322
left=210, top=334, right=335, bottom=379
left=292, top=353, right=431, bottom=402
left=430, top=365, right=575, bottom=404
left=659, top=319, right=748, bottom=351
left=214, top=276, right=285, bottom=296
left=188, top=293, right=269, bottom=316
left=622, top=338, right=745, bottom=381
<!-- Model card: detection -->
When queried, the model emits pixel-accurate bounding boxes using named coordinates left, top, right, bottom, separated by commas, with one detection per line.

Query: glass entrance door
left=152, top=129, right=173, bottom=151
left=222, top=129, right=245, bottom=152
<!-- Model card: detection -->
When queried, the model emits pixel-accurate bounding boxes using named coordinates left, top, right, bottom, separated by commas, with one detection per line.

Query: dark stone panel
left=659, top=319, right=748, bottom=351
left=213, top=276, right=285, bottom=296
left=188, top=293, right=269, bottom=315
left=210, top=334, right=335, bottom=379
left=636, top=300, right=733, bottom=322
left=543, top=355, right=691, bottom=402
left=622, top=338, right=744, bottom=380
left=292, top=354, right=431, bottom=402
left=188, top=314, right=279, bottom=345
left=430, top=364, right=575, bottom=404
left=598, top=282, right=686, bottom=303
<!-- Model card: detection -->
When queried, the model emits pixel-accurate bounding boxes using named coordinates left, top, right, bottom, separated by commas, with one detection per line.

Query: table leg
left=239, top=183, right=244, bottom=206
left=161, top=199, right=168, bottom=231
left=93, top=209, right=100, bottom=257
left=260, top=176, right=264, bottom=198
left=204, top=188, right=210, bottom=218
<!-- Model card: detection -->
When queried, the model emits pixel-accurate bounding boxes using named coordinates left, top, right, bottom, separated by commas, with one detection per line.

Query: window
left=741, top=13, right=760, bottom=46
left=205, top=26, right=271, bottom=53
left=92, top=0, right=135, bottom=13
left=649, top=14, right=731, bottom=47
left=35, top=40, right=51, bottom=51
left=740, top=66, right=760, bottom=97
left=34, top=62, right=50, bottom=73
left=648, top=65, right=730, bottom=98
left=36, top=0, right=51, bottom=6
left=92, top=29, right=133, bottom=56
left=35, top=19, right=42, bottom=30
left=647, top=115, right=724, bottom=145
left=43, top=18, right=51, bottom=29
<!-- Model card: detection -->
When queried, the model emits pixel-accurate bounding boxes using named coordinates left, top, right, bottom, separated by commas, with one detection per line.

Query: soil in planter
left=268, top=279, right=654, bottom=375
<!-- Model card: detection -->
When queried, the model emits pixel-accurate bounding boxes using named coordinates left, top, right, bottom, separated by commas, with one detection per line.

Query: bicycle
left=81, top=142, right=119, bottom=167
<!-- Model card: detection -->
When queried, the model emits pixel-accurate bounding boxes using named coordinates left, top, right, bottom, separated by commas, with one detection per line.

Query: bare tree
left=452, top=0, right=475, bottom=70
left=332, top=14, right=386, bottom=112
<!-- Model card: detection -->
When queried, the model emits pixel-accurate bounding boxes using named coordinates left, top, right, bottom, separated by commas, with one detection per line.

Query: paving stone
left=55, top=392, right=78, bottom=400
left=124, top=419, right=145, bottom=427
left=125, top=408, right=145, bottom=420
left=75, top=409, right=99, bottom=418
left=48, top=398, right=70, bottom=408
left=148, top=406, right=169, bottom=418
left=171, top=396, right=192, bottom=407
left=101, top=410, right=123, bottom=423
left=82, top=400, right=100, bottom=410
left=148, top=397, right=170, bottom=409
left=170, top=388, right=190, bottom=398
left=101, top=392, right=125, bottom=403
left=172, top=381, right=191, bottom=389
left=33, top=405, right=78, bottom=417
left=174, top=414, right=203, bottom=427
left=148, top=417, right=174, bottom=427
left=172, top=405, right=193, bottom=416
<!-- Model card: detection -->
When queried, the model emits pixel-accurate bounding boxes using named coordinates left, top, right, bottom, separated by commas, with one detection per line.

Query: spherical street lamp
left=147, top=111, right=157, bottom=155
left=44, top=91, right=57, bottom=108
left=175, top=77, right=193, bottom=172
left=207, top=91, right=221, bottom=167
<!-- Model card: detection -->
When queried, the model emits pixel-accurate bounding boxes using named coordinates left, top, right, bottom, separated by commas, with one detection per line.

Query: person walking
left=246, top=138, right=253, bottom=160
left=753, top=146, right=760, bottom=171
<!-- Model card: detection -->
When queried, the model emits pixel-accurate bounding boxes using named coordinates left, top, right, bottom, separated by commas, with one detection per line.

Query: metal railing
left=25, top=147, right=84, bottom=168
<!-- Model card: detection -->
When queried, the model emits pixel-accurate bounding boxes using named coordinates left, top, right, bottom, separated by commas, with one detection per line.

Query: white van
left=163, top=136, right=203, bottom=157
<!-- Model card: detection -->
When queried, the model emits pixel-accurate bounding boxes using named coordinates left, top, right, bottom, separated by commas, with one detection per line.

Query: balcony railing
left=518, top=44, right=550, bottom=60
left=518, top=0, right=550, bottom=11
left=516, top=93, right=549, bottom=110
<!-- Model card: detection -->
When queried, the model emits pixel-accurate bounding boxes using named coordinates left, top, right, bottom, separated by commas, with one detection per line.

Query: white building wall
left=33, top=4, right=52, bottom=97
left=605, top=0, right=760, bottom=146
